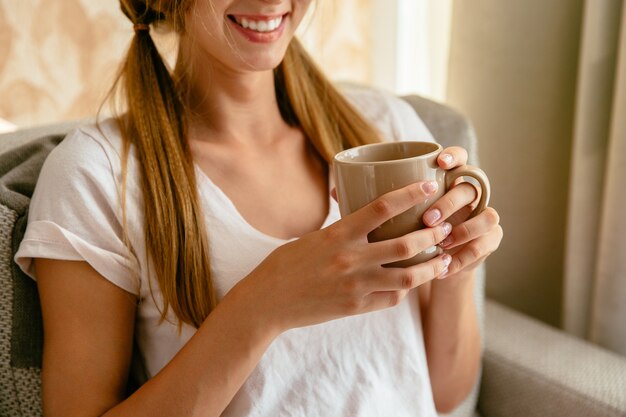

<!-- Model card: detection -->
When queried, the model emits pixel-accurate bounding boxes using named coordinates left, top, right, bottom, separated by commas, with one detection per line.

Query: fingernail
left=441, top=222, right=452, bottom=236
left=440, top=235, right=454, bottom=248
left=421, top=181, right=438, bottom=194
left=424, top=208, right=441, bottom=225
left=438, top=267, right=449, bottom=279
left=442, top=254, right=452, bottom=267
left=440, top=153, right=454, bottom=166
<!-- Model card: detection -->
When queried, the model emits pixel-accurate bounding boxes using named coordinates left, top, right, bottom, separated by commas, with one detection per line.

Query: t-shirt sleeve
left=14, top=127, right=141, bottom=295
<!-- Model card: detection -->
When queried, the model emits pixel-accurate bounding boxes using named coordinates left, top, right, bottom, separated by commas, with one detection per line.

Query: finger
left=343, top=180, right=439, bottom=237
left=361, top=290, right=410, bottom=312
left=365, top=222, right=452, bottom=265
left=438, top=146, right=468, bottom=169
left=423, top=182, right=477, bottom=227
left=445, top=226, right=503, bottom=276
left=365, top=253, right=452, bottom=293
left=439, top=207, right=501, bottom=250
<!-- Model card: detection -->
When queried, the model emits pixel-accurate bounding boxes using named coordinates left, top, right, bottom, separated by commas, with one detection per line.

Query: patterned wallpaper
left=0, top=0, right=372, bottom=129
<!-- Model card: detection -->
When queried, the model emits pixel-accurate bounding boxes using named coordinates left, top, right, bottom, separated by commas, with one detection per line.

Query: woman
left=15, top=0, right=503, bottom=416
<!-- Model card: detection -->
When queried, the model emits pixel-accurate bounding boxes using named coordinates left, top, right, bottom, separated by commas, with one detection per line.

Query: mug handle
left=444, top=165, right=491, bottom=219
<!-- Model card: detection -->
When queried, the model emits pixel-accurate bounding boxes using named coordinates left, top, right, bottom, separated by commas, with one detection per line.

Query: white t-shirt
left=15, top=87, right=438, bottom=417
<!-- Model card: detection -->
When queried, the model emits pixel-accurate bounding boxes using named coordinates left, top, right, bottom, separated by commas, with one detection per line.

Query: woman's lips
left=227, top=13, right=288, bottom=43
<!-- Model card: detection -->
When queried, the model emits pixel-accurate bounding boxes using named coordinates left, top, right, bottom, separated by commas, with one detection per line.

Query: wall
left=0, top=0, right=372, bottom=129
left=447, top=0, right=585, bottom=326
left=0, top=0, right=131, bottom=127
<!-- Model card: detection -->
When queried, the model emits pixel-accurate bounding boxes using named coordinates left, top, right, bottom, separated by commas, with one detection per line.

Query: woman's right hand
left=231, top=180, right=453, bottom=332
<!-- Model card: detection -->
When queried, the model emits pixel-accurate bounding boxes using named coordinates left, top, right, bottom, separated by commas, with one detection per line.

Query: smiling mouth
left=227, top=14, right=286, bottom=33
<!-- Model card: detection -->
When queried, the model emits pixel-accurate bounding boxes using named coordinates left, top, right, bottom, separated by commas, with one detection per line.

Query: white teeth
left=234, top=16, right=283, bottom=33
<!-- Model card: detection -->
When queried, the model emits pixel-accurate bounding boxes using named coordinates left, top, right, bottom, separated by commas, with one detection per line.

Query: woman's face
left=184, top=0, right=312, bottom=73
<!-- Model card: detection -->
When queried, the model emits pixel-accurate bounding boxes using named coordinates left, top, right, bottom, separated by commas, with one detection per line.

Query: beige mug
left=333, top=141, right=491, bottom=267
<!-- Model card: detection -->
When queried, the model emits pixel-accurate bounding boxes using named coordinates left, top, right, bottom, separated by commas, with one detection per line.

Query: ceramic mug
left=333, top=141, right=491, bottom=267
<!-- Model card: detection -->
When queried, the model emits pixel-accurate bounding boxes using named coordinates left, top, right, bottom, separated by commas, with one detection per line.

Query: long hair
left=112, top=0, right=381, bottom=328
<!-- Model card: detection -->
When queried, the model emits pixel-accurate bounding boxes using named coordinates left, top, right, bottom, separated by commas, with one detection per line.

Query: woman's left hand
left=422, top=146, right=503, bottom=278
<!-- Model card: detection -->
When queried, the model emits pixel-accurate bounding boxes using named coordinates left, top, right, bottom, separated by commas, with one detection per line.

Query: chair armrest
left=479, top=300, right=626, bottom=417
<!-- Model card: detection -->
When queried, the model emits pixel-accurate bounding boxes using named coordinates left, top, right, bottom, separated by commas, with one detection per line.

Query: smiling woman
left=11, top=1, right=501, bottom=416
left=181, top=0, right=311, bottom=71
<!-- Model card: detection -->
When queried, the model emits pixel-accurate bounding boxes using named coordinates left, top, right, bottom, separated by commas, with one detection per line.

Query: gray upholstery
left=401, top=95, right=480, bottom=166
left=480, top=301, right=626, bottom=417
left=0, top=133, right=67, bottom=417
left=0, top=94, right=625, bottom=417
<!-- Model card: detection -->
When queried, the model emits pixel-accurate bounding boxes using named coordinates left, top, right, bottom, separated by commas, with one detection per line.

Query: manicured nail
left=442, top=254, right=452, bottom=267
left=440, top=235, right=454, bottom=248
left=438, top=268, right=449, bottom=279
left=441, top=222, right=452, bottom=236
left=424, top=208, right=441, bottom=225
left=440, top=153, right=454, bottom=166
left=421, top=181, right=438, bottom=194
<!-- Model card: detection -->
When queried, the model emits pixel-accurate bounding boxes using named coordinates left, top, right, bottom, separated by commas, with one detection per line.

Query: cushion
left=0, top=134, right=63, bottom=415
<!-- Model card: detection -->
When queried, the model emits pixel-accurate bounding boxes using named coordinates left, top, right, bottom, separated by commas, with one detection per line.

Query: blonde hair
left=113, top=0, right=381, bottom=328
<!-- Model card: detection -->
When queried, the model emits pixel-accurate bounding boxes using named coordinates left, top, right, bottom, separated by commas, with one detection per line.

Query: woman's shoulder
left=339, top=84, right=435, bottom=143
left=42, top=117, right=126, bottom=181
left=60, top=117, right=124, bottom=160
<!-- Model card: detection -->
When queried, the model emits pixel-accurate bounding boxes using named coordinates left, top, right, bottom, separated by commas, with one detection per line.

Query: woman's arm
left=36, top=180, right=454, bottom=417
left=417, top=146, right=503, bottom=413
left=36, top=258, right=279, bottom=417
left=417, top=274, right=481, bottom=413
left=36, top=260, right=136, bottom=416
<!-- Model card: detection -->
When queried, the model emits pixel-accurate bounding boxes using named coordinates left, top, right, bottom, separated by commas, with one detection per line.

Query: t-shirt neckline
left=193, top=163, right=337, bottom=244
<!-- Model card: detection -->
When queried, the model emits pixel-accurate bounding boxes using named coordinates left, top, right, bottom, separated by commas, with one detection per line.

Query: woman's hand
left=232, top=181, right=454, bottom=332
left=422, top=146, right=503, bottom=277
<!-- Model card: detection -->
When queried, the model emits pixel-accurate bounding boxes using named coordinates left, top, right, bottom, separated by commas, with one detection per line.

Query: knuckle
left=344, top=296, right=364, bottom=315
left=395, top=238, right=413, bottom=259
left=487, top=227, right=504, bottom=253
left=388, top=291, right=403, bottom=307
left=430, top=228, right=442, bottom=246
left=468, top=242, right=483, bottom=260
left=431, top=261, right=441, bottom=277
left=400, top=270, right=416, bottom=289
left=442, top=196, right=458, bottom=212
left=331, top=250, right=356, bottom=273
left=324, top=224, right=343, bottom=242
left=405, top=184, right=423, bottom=203
left=341, top=276, right=361, bottom=294
left=484, top=207, right=500, bottom=225
left=371, top=198, right=393, bottom=218
left=458, top=222, right=472, bottom=241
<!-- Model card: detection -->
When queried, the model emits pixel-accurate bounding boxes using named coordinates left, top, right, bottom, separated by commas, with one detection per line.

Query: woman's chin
left=234, top=52, right=289, bottom=73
